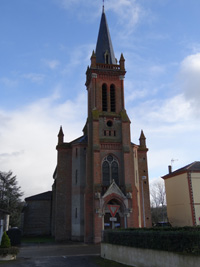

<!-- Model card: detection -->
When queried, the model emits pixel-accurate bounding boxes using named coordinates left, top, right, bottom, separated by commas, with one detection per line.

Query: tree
left=0, top=171, right=23, bottom=227
left=150, top=180, right=166, bottom=208
left=150, top=180, right=167, bottom=224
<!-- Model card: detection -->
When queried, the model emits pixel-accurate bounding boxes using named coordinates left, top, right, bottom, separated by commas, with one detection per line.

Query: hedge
left=103, top=228, right=200, bottom=254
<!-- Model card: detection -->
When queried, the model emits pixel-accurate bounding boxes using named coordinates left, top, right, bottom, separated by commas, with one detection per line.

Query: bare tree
left=150, top=180, right=167, bottom=224
left=150, top=180, right=166, bottom=208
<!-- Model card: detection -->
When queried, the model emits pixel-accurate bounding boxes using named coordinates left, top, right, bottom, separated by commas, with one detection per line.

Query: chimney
left=168, top=165, right=172, bottom=174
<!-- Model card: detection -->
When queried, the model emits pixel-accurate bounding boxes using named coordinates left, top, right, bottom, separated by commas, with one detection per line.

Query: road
left=1, top=243, right=102, bottom=267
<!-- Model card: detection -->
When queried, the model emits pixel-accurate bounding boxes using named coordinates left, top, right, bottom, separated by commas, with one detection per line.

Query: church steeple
left=139, top=130, right=147, bottom=149
left=95, top=9, right=116, bottom=64
left=58, top=126, right=64, bottom=144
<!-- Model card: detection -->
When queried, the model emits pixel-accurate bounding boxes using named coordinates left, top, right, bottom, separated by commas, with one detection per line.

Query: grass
left=93, top=257, right=133, bottom=267
left=21, top=236, right=55, bottom=244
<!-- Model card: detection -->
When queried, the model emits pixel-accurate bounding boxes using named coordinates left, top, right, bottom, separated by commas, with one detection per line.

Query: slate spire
left=95, top=8, right=116, bottom=64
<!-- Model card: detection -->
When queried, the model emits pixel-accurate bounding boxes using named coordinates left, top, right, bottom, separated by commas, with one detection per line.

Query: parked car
left=154, top=222, right=172, bottom=227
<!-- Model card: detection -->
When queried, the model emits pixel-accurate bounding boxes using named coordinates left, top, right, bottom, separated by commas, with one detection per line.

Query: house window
left=102, top=83, right=107, bottom=111
left=110, top=84, right=116, bottom=112
left=102, top=155, right=119, bottom=186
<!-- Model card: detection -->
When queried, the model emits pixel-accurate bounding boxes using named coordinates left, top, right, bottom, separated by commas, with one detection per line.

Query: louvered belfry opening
left=110, top=84, right=116, bottom=112
left=102, top=83, right=107, bottom=111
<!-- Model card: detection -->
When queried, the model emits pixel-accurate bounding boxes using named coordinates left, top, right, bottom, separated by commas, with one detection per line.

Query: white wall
left=101, top=243, right=200, bottom=267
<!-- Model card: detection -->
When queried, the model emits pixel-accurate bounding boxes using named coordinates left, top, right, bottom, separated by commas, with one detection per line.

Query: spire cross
left=103, top=0, right=104, bottom=12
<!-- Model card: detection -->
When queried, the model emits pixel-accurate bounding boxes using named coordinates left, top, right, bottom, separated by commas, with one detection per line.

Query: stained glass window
left=102, top=155, right=119, bottom=185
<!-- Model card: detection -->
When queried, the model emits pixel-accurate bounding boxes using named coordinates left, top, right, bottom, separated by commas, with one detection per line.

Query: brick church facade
left=52, top=8, right=151, bottom=243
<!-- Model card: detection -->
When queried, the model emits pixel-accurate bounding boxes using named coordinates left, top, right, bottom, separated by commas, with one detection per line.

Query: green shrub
left=103, top=228, right=200, bottom=255
left=0, top=231, right=11, bottom=248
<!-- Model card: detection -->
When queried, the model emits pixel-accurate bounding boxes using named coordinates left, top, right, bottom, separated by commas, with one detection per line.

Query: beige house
left=162, top=161, right=200, bottom=227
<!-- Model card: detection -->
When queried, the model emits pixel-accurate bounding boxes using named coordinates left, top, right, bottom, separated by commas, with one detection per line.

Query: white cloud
left=0, top=90, right=87, bottom=198
left=177, top=53, right=200, bottom=116
left=149, top=65, right=165, bottom=75
left=179, top=53, right=200, bottom=94
left=62, top=44, right=94, bottom=75
left=106, top=0, right=143, bottom=34
left=0, top=77, right=18, bottom=87
left=55, top=0, right=100, bottom=20
left=56, top=0, right=144, bottom=36
left=42, top=59, right=60, bottom=70
left=126, top=53, right=200, bottom=182
left=22, top=73, right=45, bottom=83
left=126, top=89, right=148, bottom=102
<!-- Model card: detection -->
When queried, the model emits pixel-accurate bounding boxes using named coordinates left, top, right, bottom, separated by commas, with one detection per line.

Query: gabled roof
left=162, top=161, right=200, bottom=179
left=95, top=10, right=116, bottom=64
left=102, top=180, right=126, bottom=199
left=25, top=191, right=52, bottom=201
left=71, top=135, right=88, bottom=145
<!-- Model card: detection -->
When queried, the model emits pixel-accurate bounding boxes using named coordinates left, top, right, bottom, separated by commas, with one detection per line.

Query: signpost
left=110, top=217, right=117, bottom=221
left=108, top=205, right=120, bottom=217
left=107, top=205, right=120, bottom=229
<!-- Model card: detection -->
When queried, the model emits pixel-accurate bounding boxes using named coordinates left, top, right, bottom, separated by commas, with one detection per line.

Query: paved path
left=2, top=243, right=101, bottom=267
left=19, top=243, right=100, bottom=258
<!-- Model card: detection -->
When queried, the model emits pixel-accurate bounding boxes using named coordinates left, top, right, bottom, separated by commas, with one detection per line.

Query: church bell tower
left=53, top=7, right=152, bottom=244
left=84, top=8, right=151, bottom=243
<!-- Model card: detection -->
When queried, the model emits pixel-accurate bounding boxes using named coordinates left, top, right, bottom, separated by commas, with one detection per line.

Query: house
left=162, top=161, right=200, bottom=226
left=51, top=7, right=152, bottom=243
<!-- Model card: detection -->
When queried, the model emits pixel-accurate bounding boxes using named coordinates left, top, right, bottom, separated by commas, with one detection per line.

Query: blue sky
left=1, top=0, right=200, bottom=198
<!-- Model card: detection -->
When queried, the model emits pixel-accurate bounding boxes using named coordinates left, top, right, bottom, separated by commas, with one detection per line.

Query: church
left=51, top=8, right=152, bottom=243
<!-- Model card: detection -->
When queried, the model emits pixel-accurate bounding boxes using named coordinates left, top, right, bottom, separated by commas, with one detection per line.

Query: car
left=154, top=222, right=172, bottom=227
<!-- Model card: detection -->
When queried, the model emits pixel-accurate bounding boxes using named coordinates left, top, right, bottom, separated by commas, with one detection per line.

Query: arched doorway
left=103, top=199, right=125, bottom=230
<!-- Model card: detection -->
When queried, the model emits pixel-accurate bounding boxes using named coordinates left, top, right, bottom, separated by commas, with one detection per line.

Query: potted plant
left=0, top=231, right=19, bottom=261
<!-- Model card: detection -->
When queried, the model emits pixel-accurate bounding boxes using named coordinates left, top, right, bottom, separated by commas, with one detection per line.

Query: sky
left=1, top=0, right=200, bottom=199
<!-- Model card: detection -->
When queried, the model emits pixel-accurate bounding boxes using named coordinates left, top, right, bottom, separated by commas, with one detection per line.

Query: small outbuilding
left=22, top=191, right=52, bottom=236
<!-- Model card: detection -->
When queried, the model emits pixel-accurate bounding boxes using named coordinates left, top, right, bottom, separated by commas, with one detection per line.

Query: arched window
left=102, top=155, right=119, bottom=186
left=102, top=84, right=107, bottom=111
left=110, top=84, right=116, bottom=112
